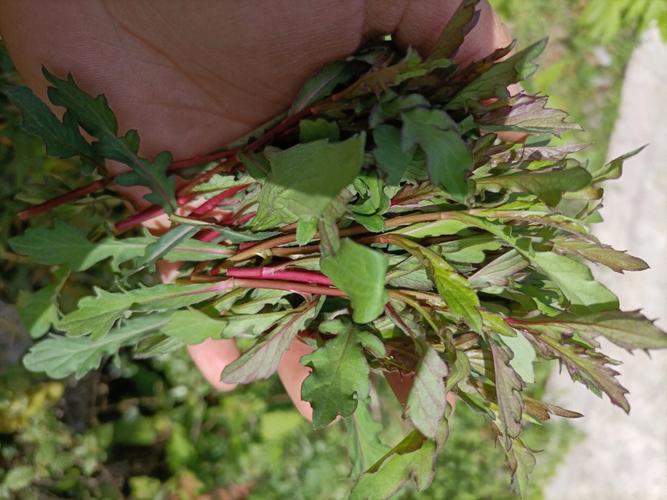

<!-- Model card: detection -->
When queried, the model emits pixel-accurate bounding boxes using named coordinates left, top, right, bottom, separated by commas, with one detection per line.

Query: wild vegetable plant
left=4, top=1, right=667, bottom=497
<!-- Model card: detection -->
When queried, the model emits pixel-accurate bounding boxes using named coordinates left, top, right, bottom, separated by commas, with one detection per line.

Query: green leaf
left=134, top=224, right=199, bottom=269
left=18, top=286, right=59, bottom=339
left=514, top=310, right=667, bottom=351
left=490, top=340, right=526, bottom=450
left=2, top=85, right=92, bottom=158
left=352, top=423, right=448, bottom=500
left=24, top=314, right=170, bottom=379
left=469, top=250, right=530, bottom=288
left=447, top=39, right=548, bottom=110
left=588, top=145, right=646, bottom=183
left=3, top=465, right=35, bottom=492
left=499, top=331, right=536, bottom=384
left=346, top=399, right=390, bottom=478
left=476, top=167, right=593, bottom=206
left=10, top=221, right=103, bottom=271
left=161, top=309, right=226, bottom=344
left=320, top=239, right=388, bottom=323
left=221, top=300, right=320, bottom=384
left=391, top=236, right=483, bottom=332
left=373, top=125, right=414, bottom=185
left=296, top=217, right=318, bottom=246
left=218, top=310, right=292, bottom=339
left=526, top=249, right=619, bottom=313
left=57, top=283, right=218, bottom=339
left=505, top=439, right=537, bottom=498
left=406, top=347, right=449, bottom=438
left=17, top=268, right=68, bottom=339
left=253, top=135, right=365, bottom=229
left=289, top=61, right=360, bottom=114
left=552, top=238, right=648, bottom=273
left=439, top=235, right=502, bottom=264
left=301, top=324, right=371, bottom=428
left=402, top=108, right=472, bottom=203
left=299, top=118, right=340, bottom=143
left=356, top=330, right=386, bottom=358
left=43, top=69, right=176, bottom=211
left=426, top=0, right=481, bottom=62
left=393, top=218, right=472, bottom=239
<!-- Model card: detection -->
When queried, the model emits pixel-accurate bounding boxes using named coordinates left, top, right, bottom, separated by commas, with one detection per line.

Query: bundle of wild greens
left=4, top=1, right=667, bottom=497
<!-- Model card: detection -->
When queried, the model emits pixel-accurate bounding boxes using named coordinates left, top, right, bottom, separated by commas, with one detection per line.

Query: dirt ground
left=546, top=26, right=667, bottom=500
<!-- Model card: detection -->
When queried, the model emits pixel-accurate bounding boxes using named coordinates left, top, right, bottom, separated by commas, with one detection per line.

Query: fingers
left=187, top=339, right=240, bottom=393
left=391, top=0, right=512, bottom=63
left=277, top=339, right=314, bottom=421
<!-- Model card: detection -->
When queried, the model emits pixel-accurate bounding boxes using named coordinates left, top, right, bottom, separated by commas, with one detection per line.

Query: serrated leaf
left=221, top=300, right=320, bottom=384
left=301, top=324, right=370, bottom=428
left=479, top=95, right=582, bottom=134
left=346, top=399, right=390, bottom=478
left=523, top=328, right=630, bottom=412
left=552, top=238, right=648, bottom=273
left=490, top=340, right=525, bottom=450
left=253, top=135, right=365, bottom=229
left=58, top=283, right=218, bottom=339
left=476, top=167, right=593, bottom=206
left=406, top=347, right=449, bottom=438
left=24, top=314, right=169, bottom=379
left=402, top=108, right=472, bottom=203
left=320, top=239, right=388, bottom=323
left=447, top=39, right=548, bottom=110
left=2, top=85, right=92, bottom=158
left=514, top=310, right=667, bottom=351
left=43, top=69, right=176, bottom=211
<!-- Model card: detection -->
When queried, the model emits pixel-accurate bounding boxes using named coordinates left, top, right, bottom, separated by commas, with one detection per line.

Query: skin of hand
left=0, top=0, right=511, bottom=420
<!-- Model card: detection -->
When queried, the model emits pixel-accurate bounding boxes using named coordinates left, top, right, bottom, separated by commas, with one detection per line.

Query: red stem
left=226, top=266, right=333, bottom=286
left=190, top=184, right=250, bottom=218
left=169, top=149, right=237, bottom=170
left=18, top=179, right=111, bottom=221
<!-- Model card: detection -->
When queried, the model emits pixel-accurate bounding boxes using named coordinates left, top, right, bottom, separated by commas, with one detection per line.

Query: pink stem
left=226, top=267, right=333, bottom=286
left=207, top=278, right=345, bottom=297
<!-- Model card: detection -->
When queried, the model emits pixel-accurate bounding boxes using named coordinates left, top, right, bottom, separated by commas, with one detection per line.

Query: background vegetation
left=0, top=1, right=656, bottom=498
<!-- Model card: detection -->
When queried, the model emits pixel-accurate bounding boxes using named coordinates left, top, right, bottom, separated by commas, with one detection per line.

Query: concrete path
left=546, top=27, right=667, bottom=500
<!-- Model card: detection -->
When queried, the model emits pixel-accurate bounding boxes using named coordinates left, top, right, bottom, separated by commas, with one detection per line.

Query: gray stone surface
left=546, top=27, right=667, bottom=500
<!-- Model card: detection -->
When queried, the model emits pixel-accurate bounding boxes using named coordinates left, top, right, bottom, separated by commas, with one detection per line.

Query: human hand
left=0, top=0, right=510, bottom=420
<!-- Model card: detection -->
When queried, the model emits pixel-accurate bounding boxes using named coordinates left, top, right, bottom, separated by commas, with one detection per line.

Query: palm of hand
left=1, top=0, right=508, bottom=419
